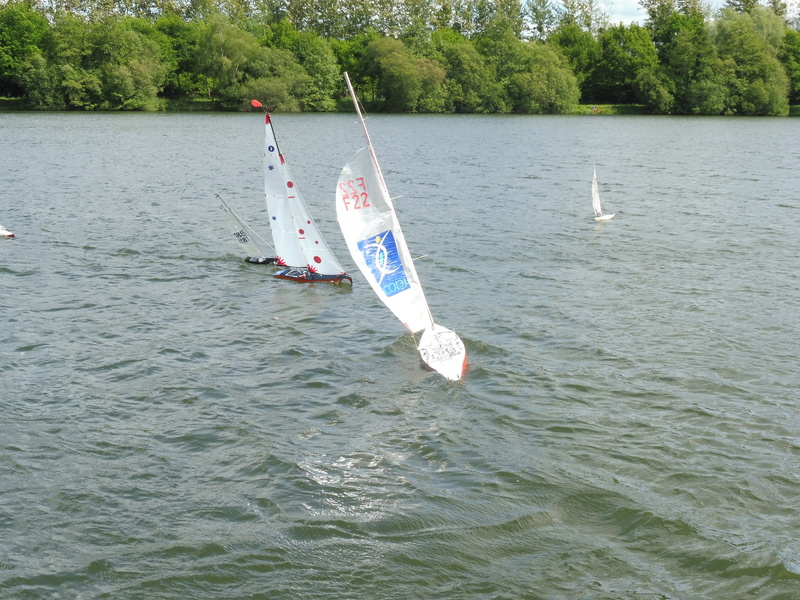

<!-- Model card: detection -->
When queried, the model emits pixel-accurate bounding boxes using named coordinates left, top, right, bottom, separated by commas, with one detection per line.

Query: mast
left=344, top=72, right=389, bottom=197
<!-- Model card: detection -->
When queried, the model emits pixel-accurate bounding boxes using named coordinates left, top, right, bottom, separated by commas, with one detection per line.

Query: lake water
left=1, top=112, right=799, bottom=599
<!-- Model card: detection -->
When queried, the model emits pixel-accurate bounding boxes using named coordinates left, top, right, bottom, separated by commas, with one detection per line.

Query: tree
left=291, top=31, right=338, bottom=110
left=476, top=15, right=579, bottom=111
left=437, top=33, right=505, bottom=112
left=713, top=7, right=789, bottom=115
left=194, top=13, right=315, bottom=110
left=0, top=0, right=49, bottom=97
left=526, top=0, right=557, bottom=40
left=548, top=21, right=600, bottom=94
left=589, top=23, right=659, bottom=104
left=154, top=12, right=206, bottom=98
left=364, top=36, right=422, bottom=111
left=780, top=28, right=800, bottom=105
left=506, top=41, right=580, bottom=112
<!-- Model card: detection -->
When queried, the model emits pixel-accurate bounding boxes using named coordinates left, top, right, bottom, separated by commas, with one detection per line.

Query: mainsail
left=335, top=73, right=466, bottom=380
left=258, top=106, right=350, bottom=282
left=337, top=146, right=432, bottom=333
left=591, top=165, right=615, bottom=222
left=592, top=165, right=602, bottom=217
left=592, top=167, right=603, bottom=217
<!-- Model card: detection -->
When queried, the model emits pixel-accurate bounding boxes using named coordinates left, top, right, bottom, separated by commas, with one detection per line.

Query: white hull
left=417, top=324, right=467, bottom=381
left=594, top=213, right=615, bottom=222
left=0, top=227, right=14, bottom=238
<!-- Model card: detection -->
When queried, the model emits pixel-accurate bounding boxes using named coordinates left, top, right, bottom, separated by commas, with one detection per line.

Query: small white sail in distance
left=592, top=165, right=615, bottom=222
left=335, top=72, right=467, bottom=381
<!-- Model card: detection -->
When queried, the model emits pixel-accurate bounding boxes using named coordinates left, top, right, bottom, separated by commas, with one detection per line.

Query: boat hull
left=273, top=267, right=352, bottom=284
left=594, top=213, right=615, bottom=222
left=244, top=256, right=278, bottom=265
left=417, top=324, right=467, bottom=381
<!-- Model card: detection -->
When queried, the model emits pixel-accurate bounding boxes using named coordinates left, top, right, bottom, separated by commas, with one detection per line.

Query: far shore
left=2, top=97, right=798, bottom=116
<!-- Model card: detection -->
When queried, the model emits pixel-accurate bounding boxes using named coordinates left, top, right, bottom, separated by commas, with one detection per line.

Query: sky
left=604, top=0, right=725, bottom=24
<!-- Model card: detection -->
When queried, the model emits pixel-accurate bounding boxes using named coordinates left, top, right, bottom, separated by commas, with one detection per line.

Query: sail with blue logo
left=336, top=73, right=467, bottom=380
left=336, top=146, right=432, bottom=334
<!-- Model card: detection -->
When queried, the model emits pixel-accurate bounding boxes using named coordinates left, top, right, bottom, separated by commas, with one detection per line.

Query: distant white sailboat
left=592, top=165, right=615, bottom=222
left=335, top=72, right=467, bottom=381
left=0, top=222, right=14, bottom=238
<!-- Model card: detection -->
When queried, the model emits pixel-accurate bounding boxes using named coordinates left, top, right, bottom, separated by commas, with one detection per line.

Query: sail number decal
left=357, top=230, right=409, bottom=297
left=233, top=229, right=249, bottom=244
left=339, top=178, right=370, bottom=211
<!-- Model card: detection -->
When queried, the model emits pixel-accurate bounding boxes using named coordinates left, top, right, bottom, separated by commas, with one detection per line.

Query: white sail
left=217, top=195, right=273, bottom=259
left=336, top=72, right=466, bottom=380
left=336, top=146, right=433, bottom=333
left=262, top=114, right=346, bottom=275
left=591, top=165, right=615, bottom=222
left=592, top=165, right=602, bottom=216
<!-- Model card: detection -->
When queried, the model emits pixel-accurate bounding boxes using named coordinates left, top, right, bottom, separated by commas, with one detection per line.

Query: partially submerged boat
left=217, top=193, right=277, bottom=264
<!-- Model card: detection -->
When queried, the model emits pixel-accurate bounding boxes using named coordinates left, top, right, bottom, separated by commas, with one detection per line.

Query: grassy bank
left=571, top=104, right=649, bottom=115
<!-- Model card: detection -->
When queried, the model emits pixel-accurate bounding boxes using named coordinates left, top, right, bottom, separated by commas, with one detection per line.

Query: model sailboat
left=253, top=100, right=352, bottom=284
left=0, top=223, right=14, bottom=238
left=217, top=194, right=277, bottom=264
left=335, top=73, right=467, bottom=381
left=592, top=165, right=615, bottom=222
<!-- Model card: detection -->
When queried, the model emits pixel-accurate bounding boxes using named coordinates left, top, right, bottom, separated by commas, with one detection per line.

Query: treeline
left=0, top=0, right=799, bottom=114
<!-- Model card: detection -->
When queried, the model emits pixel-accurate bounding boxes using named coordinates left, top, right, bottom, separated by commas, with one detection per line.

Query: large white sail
left=592, top=165, right=602, bottom=216
left=336, top=72, right=466, bottom=380
left=262, top=113, right=346, bottom=276
left=336, top=146, right=433, bottom=334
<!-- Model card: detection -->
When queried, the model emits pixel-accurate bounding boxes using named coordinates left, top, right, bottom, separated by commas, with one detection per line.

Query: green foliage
left=364, top=37, right=423, bottom=111
left=0, top=0, right=49, bottom=96
left=291, top=31, right=338, bottom=111
left=1, top=0, right=798, bottom=115
left=440, top=37, right=505, bottom=112
left=781, top=29, right=800, bottom=104
left=589, top=24, right=659, bottom=104
left=713, top=7, right=789, bottom=115
left=634, top=66, right=674, bottom=113
left=548, top=21, right=601, bottom=96
left=18, top=13, right=167, bottom=110
left=506, top=42, right=580, bottom=112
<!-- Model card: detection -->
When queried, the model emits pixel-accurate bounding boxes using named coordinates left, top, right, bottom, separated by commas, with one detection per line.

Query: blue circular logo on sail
left=268, top=145, right=275, bottom=152
left=357, top=230, right=409, bottom=297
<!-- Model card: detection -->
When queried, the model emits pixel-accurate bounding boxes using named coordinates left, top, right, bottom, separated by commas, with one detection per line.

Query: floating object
left=217, top=194, right=276, bottom=264
left=0, top=223, right=14, bottom=238
left=256, top=102, right=351, bottom=284
left=335, top=73, right=467, bottom=380
left=592, top=165, right=615, bottom=222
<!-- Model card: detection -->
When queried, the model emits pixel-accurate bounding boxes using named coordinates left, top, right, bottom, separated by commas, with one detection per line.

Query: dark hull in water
left=273, top=267, right=352, bottom=284
left=244, top=256, right=278, bottom=265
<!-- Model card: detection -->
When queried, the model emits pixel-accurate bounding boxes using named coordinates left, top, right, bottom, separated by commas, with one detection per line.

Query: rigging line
left=215, top=193, right=276, bottom=252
